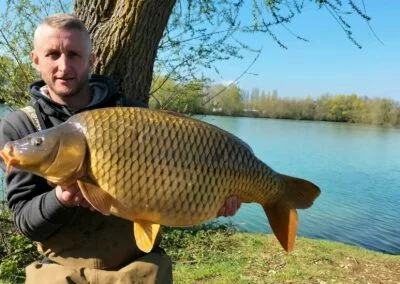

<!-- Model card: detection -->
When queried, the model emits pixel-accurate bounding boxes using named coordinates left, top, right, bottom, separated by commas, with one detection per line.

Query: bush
left=0, top=206, right=38, bottom=284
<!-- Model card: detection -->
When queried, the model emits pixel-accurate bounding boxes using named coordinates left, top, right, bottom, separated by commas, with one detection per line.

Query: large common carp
left=0, top=107, right=320, bottom=253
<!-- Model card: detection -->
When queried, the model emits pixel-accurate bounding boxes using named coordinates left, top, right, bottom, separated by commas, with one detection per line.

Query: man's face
left=31, top=26, right=94, bottom=100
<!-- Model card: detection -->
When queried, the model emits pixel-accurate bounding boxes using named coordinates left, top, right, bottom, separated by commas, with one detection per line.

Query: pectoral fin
left=77, top=179, right=113, bottom=215
left=134, top=221, right=160, bottom=253
left=110, top=205, right=133, bottom=222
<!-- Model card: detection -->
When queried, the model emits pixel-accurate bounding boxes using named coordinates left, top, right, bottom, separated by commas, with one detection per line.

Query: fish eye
left=31, top=137, right=44, bottom=146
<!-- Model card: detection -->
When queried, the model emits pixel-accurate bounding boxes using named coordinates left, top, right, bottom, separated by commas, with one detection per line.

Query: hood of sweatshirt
left=29, top=74, right=118, bottom=121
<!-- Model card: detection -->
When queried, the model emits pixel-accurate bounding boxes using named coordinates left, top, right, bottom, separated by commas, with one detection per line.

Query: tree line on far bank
left=1, top=69, right=398, bottom=128
left=150, top=78, right=400, bottom=128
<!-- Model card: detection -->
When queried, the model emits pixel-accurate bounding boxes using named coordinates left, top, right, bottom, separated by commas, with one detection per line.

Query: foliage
left=151, top=77, right=400, bottom=128
left=150, top=79, right=246, bottom=116
left=150, top=77, right=206, bottom=113
left=0, top=205, right=38, bottom=284
left=0, top=55, right=34, bottom=106
left=154, top=0, right=251, bottom=88
left=0, top=233, right=38, bottom=284
left=241, top=90, right=400, bottom=127
left=0, top=176, right=38, bottom=283
left=204, top=84, right=244, bottom=115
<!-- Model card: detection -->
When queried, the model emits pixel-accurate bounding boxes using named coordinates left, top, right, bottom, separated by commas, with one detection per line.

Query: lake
left=196, top=115, right=400, bottom=255
left=1, top=106, right=399, bottom=255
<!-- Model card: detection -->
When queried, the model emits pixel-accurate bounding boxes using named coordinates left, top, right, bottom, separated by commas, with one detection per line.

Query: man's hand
left=54, top=183, right=92, bottom=208
left=217, top=195, right=241, bottom=217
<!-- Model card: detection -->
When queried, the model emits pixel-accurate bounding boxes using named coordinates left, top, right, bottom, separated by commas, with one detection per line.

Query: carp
left=0, top=107, right=320, bottom=253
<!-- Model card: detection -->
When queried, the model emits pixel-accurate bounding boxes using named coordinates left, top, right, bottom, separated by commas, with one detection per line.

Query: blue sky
left=206, top=1, right=400, bottom=101
left=1, top=1, right=398, bottom=101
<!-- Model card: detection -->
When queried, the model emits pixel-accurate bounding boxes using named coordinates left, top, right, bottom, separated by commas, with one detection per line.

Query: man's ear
left=89, top=53, right=96, bottom=69
left=31, top=51, right=40, bottom=72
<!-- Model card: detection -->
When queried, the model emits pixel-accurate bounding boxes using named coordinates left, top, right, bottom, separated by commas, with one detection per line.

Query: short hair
left=34, top=13, right=92, bottom=52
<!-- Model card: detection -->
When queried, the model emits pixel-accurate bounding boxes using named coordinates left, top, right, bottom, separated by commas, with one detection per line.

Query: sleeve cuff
left=41, top=190, right=76, bottom=224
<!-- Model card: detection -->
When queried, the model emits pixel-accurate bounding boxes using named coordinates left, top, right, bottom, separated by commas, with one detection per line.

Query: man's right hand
left=54, top=183, right=92, bottom=208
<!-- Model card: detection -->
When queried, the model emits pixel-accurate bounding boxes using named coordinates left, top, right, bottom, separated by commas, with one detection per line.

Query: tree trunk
left=74, top=0, right=176, bottom=104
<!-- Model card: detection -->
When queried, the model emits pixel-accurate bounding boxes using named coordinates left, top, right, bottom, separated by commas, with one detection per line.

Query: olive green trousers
left=25, top=251, right=172, bottom=284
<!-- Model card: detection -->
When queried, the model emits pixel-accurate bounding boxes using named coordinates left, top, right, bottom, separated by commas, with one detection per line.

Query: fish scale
left=0, top=106, right=320, bottom=253
left=75, top=108, right=274, bottom=223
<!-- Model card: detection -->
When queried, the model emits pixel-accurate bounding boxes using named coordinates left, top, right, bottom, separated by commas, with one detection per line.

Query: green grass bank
left=1, top=220, right=399, bottom=283
left=162, top=228, right=400, bottom=284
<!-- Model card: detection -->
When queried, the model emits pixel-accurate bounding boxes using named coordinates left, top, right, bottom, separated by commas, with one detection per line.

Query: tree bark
left=74, top=0, right=176, bottom=103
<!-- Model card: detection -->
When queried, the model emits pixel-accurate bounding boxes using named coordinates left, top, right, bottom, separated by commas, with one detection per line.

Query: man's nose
left=57, top=54, right=70, bottom=71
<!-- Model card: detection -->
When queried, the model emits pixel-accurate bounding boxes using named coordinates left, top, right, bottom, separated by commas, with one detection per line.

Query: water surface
left=197, top=115, right=400, bottom=255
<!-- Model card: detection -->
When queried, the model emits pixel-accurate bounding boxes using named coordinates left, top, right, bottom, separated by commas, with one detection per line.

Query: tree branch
left=203, top=50, right=261, bottom=106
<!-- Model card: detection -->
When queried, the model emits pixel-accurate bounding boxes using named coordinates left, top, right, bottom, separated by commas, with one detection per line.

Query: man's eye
left=46, top=52, right=59, bottom=59
left=31, top=137, right=43, bottom=146
left=69, top=52, right=80, bottom=58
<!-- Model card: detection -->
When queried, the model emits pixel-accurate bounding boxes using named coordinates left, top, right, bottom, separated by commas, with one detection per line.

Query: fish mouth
left=0, top=144, right=20, bottom=174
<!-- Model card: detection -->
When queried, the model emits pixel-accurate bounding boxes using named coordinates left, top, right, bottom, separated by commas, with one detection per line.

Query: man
left=0, top=13, right=240, bottom=283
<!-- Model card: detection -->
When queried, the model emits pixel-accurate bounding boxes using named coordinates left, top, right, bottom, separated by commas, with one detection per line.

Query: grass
left=161, top=226, right=400, bottom=283
left=1, top=214, right=399, bottom=283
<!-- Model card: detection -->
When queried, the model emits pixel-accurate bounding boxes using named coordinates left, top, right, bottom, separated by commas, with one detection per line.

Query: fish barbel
left=0, top=107, right=320, bottom=253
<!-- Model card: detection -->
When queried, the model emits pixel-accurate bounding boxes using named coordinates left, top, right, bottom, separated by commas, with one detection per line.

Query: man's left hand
left=217, top=195, right=241, bottom=217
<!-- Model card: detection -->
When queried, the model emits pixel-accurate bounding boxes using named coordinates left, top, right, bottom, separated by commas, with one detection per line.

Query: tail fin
left=264, top=174, right=320, bottom=252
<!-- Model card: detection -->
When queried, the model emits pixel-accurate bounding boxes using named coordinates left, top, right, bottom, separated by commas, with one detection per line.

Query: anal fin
left=77, top=179, right=113, bottom=215
left=134, top=221, right=160, bottom=253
